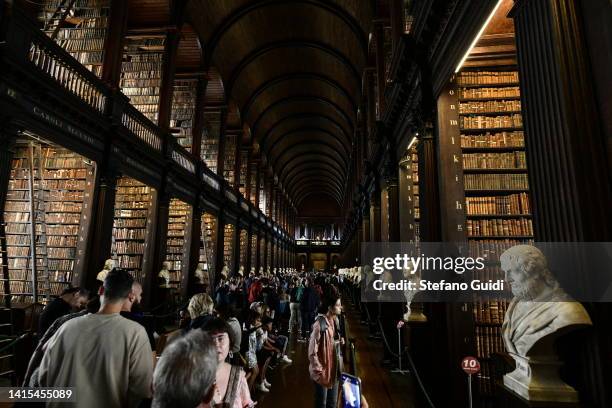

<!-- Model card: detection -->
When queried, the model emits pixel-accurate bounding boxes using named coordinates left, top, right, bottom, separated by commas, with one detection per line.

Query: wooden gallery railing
left=0, top=1, right=289, bottom=237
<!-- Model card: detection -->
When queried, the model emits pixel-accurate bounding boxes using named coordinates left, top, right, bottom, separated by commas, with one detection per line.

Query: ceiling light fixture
left=455, top=0, right=504, bottom=73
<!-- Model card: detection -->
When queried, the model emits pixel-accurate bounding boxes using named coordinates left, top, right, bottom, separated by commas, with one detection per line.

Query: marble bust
left=220, top=265, right=229, bottom=280
left=402, top=262, right=426, bottom=322
left=500, top=245, right=592, bottom=402
left=96, top=259, right=116, bottom=282
left=195, top=263, right=208, bottom=285
left=158, top=261, right=171, bottom=287
left=237, top=265, right=245, bottom=277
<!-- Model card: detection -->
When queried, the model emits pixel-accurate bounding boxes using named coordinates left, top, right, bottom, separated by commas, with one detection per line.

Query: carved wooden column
left=418, top=130, right=441, bottom=242
left=510, top=1, right=612, bottom=405
left=101, top=0, right=128, bottom=88
left=369, top=187, right=381, bottom=242
left=382, top=159, right=400, bottom=242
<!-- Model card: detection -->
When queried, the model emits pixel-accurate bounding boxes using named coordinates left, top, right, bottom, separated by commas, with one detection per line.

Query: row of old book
left=465, top=193, right=530, bottom=215
left=466, top=218, right=533, bottom=237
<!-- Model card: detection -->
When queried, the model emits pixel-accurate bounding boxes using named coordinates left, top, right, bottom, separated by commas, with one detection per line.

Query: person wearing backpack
left=308, top=286, right=344, bottom=408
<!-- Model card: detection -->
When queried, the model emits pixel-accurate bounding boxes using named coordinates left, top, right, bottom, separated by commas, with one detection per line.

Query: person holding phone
left=308, top=286, right=343, bottom=408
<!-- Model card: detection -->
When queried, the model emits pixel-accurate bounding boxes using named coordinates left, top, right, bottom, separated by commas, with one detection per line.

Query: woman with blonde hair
left=188, top=293, right=216, bottom=330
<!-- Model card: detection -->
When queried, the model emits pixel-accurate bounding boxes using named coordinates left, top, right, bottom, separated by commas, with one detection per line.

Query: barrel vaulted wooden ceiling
left=132, top=1, right=373, bottom=210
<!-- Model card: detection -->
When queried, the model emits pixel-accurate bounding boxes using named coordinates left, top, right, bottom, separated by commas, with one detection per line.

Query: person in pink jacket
left=308, top=287, right=343, bottom=408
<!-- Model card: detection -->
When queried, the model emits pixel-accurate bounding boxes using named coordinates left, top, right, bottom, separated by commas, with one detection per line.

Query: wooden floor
left=258, top=301, right=420, bottom=408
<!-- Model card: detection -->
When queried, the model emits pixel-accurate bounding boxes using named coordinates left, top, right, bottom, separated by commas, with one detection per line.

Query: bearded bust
left=500, top=245, right=592, bottom=357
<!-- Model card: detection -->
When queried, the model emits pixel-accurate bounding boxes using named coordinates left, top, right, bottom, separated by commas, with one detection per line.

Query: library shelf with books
left=164, top=198, right=190, bottom=290
left=201, top=112, right=220, bottom=174
left=199, top=212, right=217, bottom=278
left=38, top=0, right=110, bottom=78
left=223, top=134, right=237, bottom=185
left=259, top=236, right=266, bottom=270
left=223, top=223, right=235, bottom=272
left=238, top=151, right=249, bottom=197
left=399, top=142, right=420, bottom=244
left=239, top=229, right=248, bottom=270
left=1, top=137, right=95, bottom=305
left=250, top=233, right=258, bottom=270
left=266, top=238, right=272, bottom=269
left=448, top=66, right=533, bottom=403
left=120, top=36, right=166, bottom=124
left=258, top=176, right=266, bottom=215
left=111, top=177, right=155, bottom=283
left=249, top=161, right=258, bottom=205
left=170, top=79, right=197, bottom=152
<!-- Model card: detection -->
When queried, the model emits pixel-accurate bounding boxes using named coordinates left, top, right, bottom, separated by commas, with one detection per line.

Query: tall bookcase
left=223, top=134, right=237, bottom=185
left=458, top=68, right=532, bottom=401
left=238, top=229, right=248, bottom=269
left=438, top=63, right=535, bottom=403
left=201, top=112, right=220, bottom=173
left=111, top=177, right=155, bottom=283
left=120, top=36, right=166, bottom=124
left=266, top=239, right=272, bottom=269
left=259, top=236, right=266, bottom=271
left=170, top=79, right=197, bottom=152
left=249, top=161, right=258, bottom=205
left=1, top=139, right=94, bottom=305
left=165, top=199, right=190, bottom=290
left=399, top=143, right=420, bottom=244
left=258, top=176, right=266, bottom=214
left=238, top=151, right=248, bottom=196
left=250, top=233, right=257, bottom=270
left=38, top=0, right=110, bottom=78
left=199, top=212, right=217, bottom=278
left=223, top=223, right=235, bottom=272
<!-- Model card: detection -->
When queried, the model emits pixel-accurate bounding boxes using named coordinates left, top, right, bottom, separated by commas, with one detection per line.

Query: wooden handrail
left=121, top=103, right=164, bottom=152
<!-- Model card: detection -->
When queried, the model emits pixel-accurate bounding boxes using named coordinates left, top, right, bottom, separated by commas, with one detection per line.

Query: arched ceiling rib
left=186, top=0, right=372, bottom=209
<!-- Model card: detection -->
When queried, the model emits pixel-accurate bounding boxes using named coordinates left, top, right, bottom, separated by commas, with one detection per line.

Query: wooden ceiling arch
left=266, top=131, right=349, bottom=168
left=293, top=182, right=343, bottom=207
left=184, top=0, right=373, bottom=208
left=241, top=72, right=356, bottom=121
left=272, top=143, right=348, bottom=175
left=251, top=95, right=354, bottom=140
left=261, top=115, right=351, bottom=156
left=288, top=172, right=345, bottom=198
left=201, top=0, right=369, bottom=65
left=264, top=127, right=350, bottom=160
left=279, top=157, right=345, bottom=189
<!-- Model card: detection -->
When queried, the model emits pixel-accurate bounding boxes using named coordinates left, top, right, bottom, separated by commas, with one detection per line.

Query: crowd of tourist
left=22, top=265, right=364, bottom=408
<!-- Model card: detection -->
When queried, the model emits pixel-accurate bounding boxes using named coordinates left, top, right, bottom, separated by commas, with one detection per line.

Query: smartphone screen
left=340, top=373, right=361, bottom=408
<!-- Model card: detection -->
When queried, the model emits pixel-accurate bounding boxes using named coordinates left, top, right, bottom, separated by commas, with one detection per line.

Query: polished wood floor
left=257, top=301, right=419, bottom=408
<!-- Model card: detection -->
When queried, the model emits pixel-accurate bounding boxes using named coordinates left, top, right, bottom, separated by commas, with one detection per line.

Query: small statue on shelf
left=238, top=265, right=245, bottom=277
left=500, top=245, right=592, bottom=402
left=158, top=261, right=171, bottom=288
left=97, top=259, right=117, bottom=282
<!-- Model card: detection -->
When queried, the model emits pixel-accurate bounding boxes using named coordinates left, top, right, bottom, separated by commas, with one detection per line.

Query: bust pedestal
left=504, top=353, right=578, bottom=402
left=496, top=381, right=582, bottom=408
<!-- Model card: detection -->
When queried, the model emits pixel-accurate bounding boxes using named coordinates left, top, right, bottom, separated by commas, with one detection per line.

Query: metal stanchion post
left=391, top=321, right=409, bottom=375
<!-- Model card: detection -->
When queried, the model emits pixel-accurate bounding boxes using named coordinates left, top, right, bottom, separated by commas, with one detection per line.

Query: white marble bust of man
left=158, top=261, right=171, bottom=287
left=97, top=259, right=116, bottom=282
left=501, top=245, right=592, bottom=356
